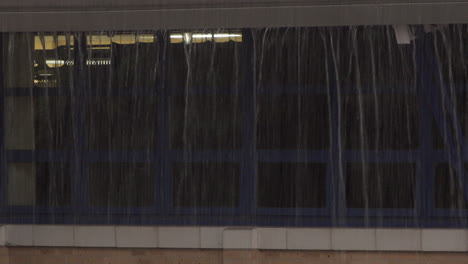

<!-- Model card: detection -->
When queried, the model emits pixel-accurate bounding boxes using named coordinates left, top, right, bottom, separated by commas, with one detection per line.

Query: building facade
left=0, top=1, right=467, bottom=263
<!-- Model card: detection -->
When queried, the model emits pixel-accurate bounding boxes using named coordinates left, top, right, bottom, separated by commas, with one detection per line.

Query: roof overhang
left=1, top=0, right=468, bottom=31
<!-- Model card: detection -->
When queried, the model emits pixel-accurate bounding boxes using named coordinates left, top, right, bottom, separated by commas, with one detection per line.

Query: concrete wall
left=1, top=225, right=468, bottom=252
left=0, top=0, right=468, bottom=31
left=2, top=247, right=468, bottom=264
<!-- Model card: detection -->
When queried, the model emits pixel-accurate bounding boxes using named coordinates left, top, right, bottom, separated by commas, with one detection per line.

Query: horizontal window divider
left=346, top=208, right=419, bottom=217
left=169, top=150, right=242, bottom=162
left=82, top=207, right=159, bottom=215
left=256, top=207, right=330, bottom=216
left=83, top=151, right=156, bottom=162
left=431, top=208, right=468, bottom=217
left=6, top=150, right=70, bottom=162
left=5, top=87, right=71, bottom=97
left=342, top=150, right=421, bottom=162
left=256, top=150, right=329, bottom=162
left=168, top=207, right=242, bottom=216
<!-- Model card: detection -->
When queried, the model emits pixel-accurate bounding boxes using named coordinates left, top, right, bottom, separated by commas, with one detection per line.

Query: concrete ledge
left=1, top=2, right=468, bottom=31
left=0, top=225, right=467, bottom=252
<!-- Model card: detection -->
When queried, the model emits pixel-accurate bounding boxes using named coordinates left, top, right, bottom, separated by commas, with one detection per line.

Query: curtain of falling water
left=1, top=26, right=467, bottom=226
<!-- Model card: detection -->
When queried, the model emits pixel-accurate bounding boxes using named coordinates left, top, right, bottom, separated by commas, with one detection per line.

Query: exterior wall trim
left=1, top=3, right=468, bottom=32
left=1, top=225, right=467, bottom=252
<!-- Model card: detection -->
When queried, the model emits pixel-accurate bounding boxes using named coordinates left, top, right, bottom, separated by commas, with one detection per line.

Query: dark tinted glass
left=34, top=34, right=74, bottom=88
left=168, top=34, right=241, bottom=91
left=172, top=163, right=240, bottom=207
left=433, top=25, right=468, bottom=86
left=434, top=163, right=468, bottom=209
left=346, top=163, right=416, bottom=209
left=256, top=95, right=329, bottom=149
left=342, top=94, right=418, bottom=149
left=34, top=96, right=72, bottom=150
left=89, top=163, right=153, bottom=207
left=254, top=28, right=327, bottom=88
left=332, top=26, right=416, bottom=88
left=257, top=163, right=326, bottom=208
left=85, top=33, right=159, bottom=94
left=170, top=96, right=241, bottom=150
left=36, top=163, right=71, bottom=207
left=86, top=96, right=157, bottom=150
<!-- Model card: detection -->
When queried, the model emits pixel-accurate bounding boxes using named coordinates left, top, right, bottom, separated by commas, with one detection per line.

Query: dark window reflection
left=254, top=28, right=328, bottom=88
left=86, top=33, right=159, bottom=94
left=5, top=96, right=72, bottom=150
left=342, top=94, right=418, bottom=150
left=34, top=34, right=74, bottom=88
left=34, top=97, right=72, bottom=150
left=434, top=163, right=468, bottom=209
left=346, top=163, right=416, bottom=209
left=433, top=25, right=468, bottom=87
left=170, top=96, right=241, bottom=150
left=89, top=163, right=153, bottom=207
left=256, top=95, right=329, bottom=149
left=333, top=26, right=416, bottom=89
left=172, top=162, right=240, bottom=207
left=86, top=96, right=157, bottom=150
left=257, top=163, right=326, bottom=208
left=36, top=163, right=71, bottom=207
left=168, top=33, right=241, bottom=91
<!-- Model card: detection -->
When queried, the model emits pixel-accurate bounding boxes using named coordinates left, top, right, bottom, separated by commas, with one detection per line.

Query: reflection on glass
left=4, top=96, right=72, bottom=150
left=346, top=163, right=416, bottom=209
left=257, top=163, right=327, bottom=208
left=34, top=33, right=74, bottom=88
left=8, top=163, right=70, bottom=207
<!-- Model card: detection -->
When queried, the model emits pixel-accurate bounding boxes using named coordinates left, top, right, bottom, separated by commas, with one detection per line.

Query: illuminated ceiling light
left=192, top=34, right=213, bottom=39
left=213, top=33, right=242, bottom=38
left=45, top=60, right=65, bottom=68
left=183, top=33, right=193, bottom=45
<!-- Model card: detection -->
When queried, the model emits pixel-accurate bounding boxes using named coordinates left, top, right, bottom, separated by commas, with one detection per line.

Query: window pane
left=256, top=95, right=329, bottom=149
left=5, top=96, right=72, bottom=150
left=346, top=163, right=416, bottom=209
left=85, top=32, right=159, bottom=93
left=254, top=28, right=327, bottom=88
left=86, top=96, right=157, bottom=150
left=333, top=26, right=416, bottom=89
left=257, top=163, right=326, bottom=208
left=342, top=94, right=419, bottom=150
left=172, top=163, right=240, bottom=207
left=89, top=163, right=153, bottom=208
left=34, top=33, right=74, bottom=88
left=7, top=162, right=70, bottom=207
left=434, top=163, right=468, bottom=209
left=168, top=31, right=242, bottom=91
left=170, top=96, right=241, bottom=150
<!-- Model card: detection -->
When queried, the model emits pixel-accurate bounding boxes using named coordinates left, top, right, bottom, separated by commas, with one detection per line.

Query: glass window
left=342, top=94, right=419, bottom=150
left=172, top=162, right=240, bottom=207
left=346, top=163, right=416, bottom=209
left=434, top=163, right=468, bottom=209
left=7, top=162, right=70, bottom=207
left=5, top=96, right=72, bottom=150
left=86, top=96, right=157, bottom=150
left=34, top=33, right=74, bottom=88
left=256, top=95, right=329, bottom=149
left=257, top=163, right=326, bottom=208
left=168, top=31, right=242, bottom=91
left=254, top=28, right=328, bottom=88
left=170, top=95, right=241, bottom=150
left=88, top=163, right=153, bottom=208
